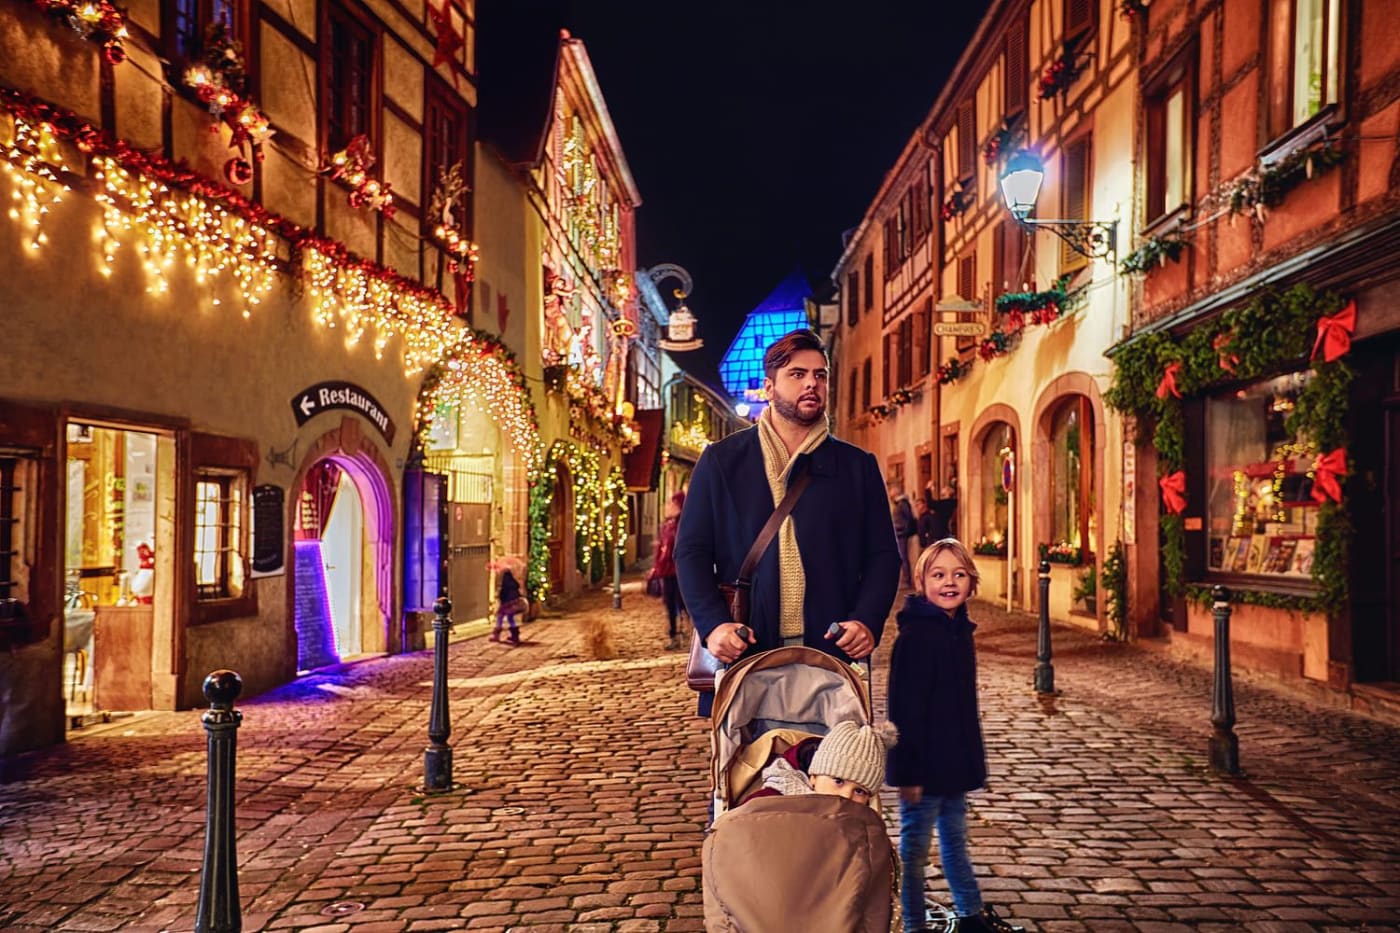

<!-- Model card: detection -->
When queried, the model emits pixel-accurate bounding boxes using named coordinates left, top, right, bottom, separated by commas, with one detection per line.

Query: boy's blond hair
left=913, top=537, right=980, bottom=597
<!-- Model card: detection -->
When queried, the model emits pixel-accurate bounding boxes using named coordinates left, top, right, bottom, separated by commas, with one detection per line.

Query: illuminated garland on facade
left=414, top=333, right=541, bottom=460
left=0, top=88, right=490, bottom=381
left=29, top=0, right=129, bottom=63
left=527, top=441, right=613, bottom=599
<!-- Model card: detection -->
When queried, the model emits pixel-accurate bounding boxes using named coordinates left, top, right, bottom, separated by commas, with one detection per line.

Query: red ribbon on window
left=1159, top=470, right=1187, bottom=514
left=1311, top=301, right=1356, bottom=363
left=1155, top=361, right=1182, bottom=400
left=1310, top=448, right=1347, bottom=504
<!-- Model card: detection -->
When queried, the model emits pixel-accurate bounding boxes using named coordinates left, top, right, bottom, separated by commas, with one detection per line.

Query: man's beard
left=771, top=392, right=825, bottom=426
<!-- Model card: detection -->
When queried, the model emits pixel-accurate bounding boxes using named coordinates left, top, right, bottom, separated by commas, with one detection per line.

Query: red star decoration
left=429, top=0, right=463, bottom=86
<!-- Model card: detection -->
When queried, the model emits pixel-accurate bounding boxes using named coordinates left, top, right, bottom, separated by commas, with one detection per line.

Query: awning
left=624, top=408, right=664, bottom=491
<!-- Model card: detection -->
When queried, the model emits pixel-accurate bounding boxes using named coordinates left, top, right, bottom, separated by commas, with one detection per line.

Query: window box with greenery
left=1040, top=541, right=1085, bottom=565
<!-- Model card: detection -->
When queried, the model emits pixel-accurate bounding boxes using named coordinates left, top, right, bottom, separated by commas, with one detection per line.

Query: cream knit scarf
left=756, top=408, right=829, bottom=638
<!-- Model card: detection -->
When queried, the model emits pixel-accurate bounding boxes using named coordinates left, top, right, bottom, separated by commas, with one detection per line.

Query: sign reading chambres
left=291, top=381, right=396, bottom=443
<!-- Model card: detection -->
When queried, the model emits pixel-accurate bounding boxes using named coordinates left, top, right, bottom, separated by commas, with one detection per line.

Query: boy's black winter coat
left=885, top=595, right=988, bottom=795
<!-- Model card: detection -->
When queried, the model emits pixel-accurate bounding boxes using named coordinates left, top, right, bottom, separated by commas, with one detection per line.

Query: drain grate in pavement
left=320, top=902, right=365, bottom=916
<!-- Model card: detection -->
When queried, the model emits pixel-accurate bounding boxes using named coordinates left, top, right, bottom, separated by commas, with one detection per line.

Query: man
left=924, top=483, right=958, bottom=542
left=888, top=482, right=918, bottom=589
left=674, top=329, right=902, bottom=715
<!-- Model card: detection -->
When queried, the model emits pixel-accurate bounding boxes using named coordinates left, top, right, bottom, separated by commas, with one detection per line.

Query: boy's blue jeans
left=899, top=792, right=983, bottom=927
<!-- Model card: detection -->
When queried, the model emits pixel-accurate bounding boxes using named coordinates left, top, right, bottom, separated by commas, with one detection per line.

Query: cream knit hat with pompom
left=808, top=720, right=898, bottom=793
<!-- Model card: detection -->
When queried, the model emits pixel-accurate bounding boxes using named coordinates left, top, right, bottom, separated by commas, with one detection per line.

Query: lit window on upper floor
left=1266, top=0, right=1342, bottom=140
left=1146, top=54, right=1194, bottom=226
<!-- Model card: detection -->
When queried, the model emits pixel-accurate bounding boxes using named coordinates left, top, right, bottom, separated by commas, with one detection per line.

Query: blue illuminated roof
left=719, top=271, right=813, bottom=397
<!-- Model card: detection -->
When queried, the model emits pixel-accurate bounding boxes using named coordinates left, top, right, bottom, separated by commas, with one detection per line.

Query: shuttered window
left=862, top=357, right=872, bottom=409
left=913, top=300, right=930, bottom=379
left=957, top=101, right=977, bottom=180
left=993, top=220, right=1026, bottom=294
left=956, top=252, right=977, bottom=358
left=1065, top=0, right=1094, bottom=42
left=846, top=270, right=860, bottom=327
left=1005, top=20, right=1028, bottom=118
left=1061, top=136, right=1091, bottom=272
left=863, top=255, right=875, bottom=310
left=882, top=333, right=893, bottom=398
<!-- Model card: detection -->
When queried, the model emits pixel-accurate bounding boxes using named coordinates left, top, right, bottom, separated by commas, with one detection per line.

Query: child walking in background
left=886, top=538, right=1023, bottom=933
left=491, top=563, right=526, bottom=646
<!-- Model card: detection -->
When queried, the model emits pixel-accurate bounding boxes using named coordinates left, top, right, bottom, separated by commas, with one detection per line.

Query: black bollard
left=1209, top=585, right=1241, bottom=774
left=1034, top=560, right=1055, bottom=694
left=195, top=670, right=242, bottom=933
left=424, top=596, right=453, bottom=792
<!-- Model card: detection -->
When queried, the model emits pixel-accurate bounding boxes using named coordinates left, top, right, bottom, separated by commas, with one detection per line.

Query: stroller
left=701, top=646, right=897, bottom=933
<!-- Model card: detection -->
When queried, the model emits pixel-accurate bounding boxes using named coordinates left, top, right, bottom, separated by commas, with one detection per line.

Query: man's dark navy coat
left=673, top=426, right=901, bottom=714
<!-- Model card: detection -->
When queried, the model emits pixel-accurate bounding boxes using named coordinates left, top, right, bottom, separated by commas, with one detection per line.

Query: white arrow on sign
left=299, top=395, right=316, bottom=417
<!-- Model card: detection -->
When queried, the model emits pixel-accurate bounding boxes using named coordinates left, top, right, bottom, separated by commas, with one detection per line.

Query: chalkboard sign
left=251, top=485, right=285, bottom=577
left=293, top=541, right=337, bottom=670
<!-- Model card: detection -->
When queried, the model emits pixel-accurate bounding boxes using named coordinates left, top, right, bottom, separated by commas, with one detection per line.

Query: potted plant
left=1073, top=564, right=1097, bottom=614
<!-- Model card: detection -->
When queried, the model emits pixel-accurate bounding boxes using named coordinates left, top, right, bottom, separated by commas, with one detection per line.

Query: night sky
left=499, top=1, right=991, bottom=372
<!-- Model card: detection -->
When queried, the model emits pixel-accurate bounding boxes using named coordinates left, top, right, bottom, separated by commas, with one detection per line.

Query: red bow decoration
left=1156, top=361, right=1182, bottom=399
left=1310, top=448, right=1347, bottom=504
left=1312, top=300, right=1356, bottom=363
left=429, top=0, right=464, bottom=86
left=1213, top=331, right=1239, bottom=373
left=1159, top=471, right=1187, bottom=514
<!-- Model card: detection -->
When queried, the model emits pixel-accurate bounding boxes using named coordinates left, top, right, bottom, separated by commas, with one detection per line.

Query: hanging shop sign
left=251, top=484, right=286, bottom=577
left=291, top=381, right=396, bottom=443
left=933, top=321, right=988, bottom=337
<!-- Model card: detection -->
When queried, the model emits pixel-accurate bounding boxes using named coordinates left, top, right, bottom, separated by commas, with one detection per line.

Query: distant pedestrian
left=923, top=483, right=958, bottom=542
left=650, top=491, right=687, bottom=650
left=887, top=538, right=1023, bottom=933
left=491, top=564, right=526, bottom=646
left=889, top=481, right=918, bottom=589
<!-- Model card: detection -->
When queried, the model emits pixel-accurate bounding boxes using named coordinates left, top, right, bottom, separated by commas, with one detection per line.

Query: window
left=1065, top=0, right=1095, bottom=45
left=1146, top=56, right=1193, bottom=224
left=863, top=254, right=875, bottom=311
left=164, top=0, right=237, bottom=65
left=913, top=298, right=931, bottom=380
left=979, top=423, right=1013, bottom=548
left=425, top=79, right=470, bottom=231
left=1266, top=0, right=1342, bottom=138
left=957, top=100, right=976, bottom=181
left=324, top=3, right=378, bottom=154
left=956, top=251, right=978, bottom=359
left=195, top=472, right=247, bottom=600
left=1049, top=396, right=1094, bottom=558
left=882, top=333, right=892, bottom=398
left=1060, top=135, right=1091, bottom=272
left=847, top=368, right=858, bottom=420
left=897, top=316, right=913, bottom=388
left=1005, top=19, right=1028, bottom=118
left=862, top=357, right=872, bottom=410
left=1204, top=371, right=1318, bottom=580
left=845, top=269, right=860, bottom=327
left=992, top=220, right=1025, bottom=295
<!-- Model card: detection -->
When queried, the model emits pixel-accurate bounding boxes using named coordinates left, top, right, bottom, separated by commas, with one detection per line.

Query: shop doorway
left=63, top=422, right=174, bottom=723
left=548, top=459, right=574, bottom=595
left=293, top=455, right=392, bottom=671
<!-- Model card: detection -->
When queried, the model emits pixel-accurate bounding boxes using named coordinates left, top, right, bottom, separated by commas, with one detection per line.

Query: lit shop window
left=195, top=473, right=246, bottom=600
left=1205, top=372, right=1318, bottom=579
left=980, top=423, right=1012, bottom=547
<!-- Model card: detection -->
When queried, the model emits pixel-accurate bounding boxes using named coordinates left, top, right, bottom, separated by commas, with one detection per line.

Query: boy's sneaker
left=489, top=631, right=501, bottom=643
left=956, top=905, right=1024, bottom=932
left=508, top=632, right=521, bottom=646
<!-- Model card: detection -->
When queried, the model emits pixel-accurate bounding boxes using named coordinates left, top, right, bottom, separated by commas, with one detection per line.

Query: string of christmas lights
left=1, top=116, right=70, bottom=251
left=415, top=332, right=542, bottom=460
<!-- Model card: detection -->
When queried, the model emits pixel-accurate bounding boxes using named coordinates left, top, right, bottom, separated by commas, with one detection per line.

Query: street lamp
left=998, top=149, right=1118, bottom=261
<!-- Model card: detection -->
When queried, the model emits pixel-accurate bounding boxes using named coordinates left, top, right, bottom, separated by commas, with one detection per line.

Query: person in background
left=889, top=481, right=918, bottom=590
left=924, top=482, right=959, bottom=542
left=650, top=490, right=687, bottom=650
left=491, top=564, right=525, bottom=646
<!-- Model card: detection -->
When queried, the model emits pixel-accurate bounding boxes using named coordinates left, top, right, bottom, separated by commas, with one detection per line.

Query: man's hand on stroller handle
left=705, top=623, right=754, bottom=663
left=827, top=620, right=875, bottom=660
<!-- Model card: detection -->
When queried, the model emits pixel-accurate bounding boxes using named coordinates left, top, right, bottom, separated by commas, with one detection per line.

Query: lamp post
left=999, top=149, right=1118, bottom=261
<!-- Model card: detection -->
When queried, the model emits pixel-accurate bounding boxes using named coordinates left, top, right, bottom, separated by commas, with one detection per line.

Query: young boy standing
left=886, top=538, right=1023, bottom=933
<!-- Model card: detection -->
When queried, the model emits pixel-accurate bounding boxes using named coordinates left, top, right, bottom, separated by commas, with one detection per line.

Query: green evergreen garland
left=1106, top=283, right=1352, bottom=612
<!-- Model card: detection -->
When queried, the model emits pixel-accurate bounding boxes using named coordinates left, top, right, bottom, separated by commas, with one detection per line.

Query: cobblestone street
left=2, top=581, right=1399, bottom=932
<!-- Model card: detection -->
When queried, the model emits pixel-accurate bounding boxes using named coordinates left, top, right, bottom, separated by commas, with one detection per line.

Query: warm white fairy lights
left=415, top=335, right=542, bottom=461
left=1, top=117, right=70, bottom=251
left=91, top=156, right=276, bottom=314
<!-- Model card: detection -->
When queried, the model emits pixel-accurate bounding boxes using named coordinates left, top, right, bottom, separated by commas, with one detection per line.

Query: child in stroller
left=702, top=646, right=898, bottom=933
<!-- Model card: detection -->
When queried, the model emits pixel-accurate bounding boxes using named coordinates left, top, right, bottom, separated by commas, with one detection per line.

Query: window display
left=1205, top=371, right=1318, bottom=580
left=979, top=423, right=1012, bottom=550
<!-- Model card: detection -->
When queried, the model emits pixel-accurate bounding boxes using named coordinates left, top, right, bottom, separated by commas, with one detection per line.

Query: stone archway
left=285, top=417, right=397, bottom=672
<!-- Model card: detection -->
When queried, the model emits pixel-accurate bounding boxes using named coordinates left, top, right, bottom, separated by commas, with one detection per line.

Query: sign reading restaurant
left=291, top=381, right=397, bottom=443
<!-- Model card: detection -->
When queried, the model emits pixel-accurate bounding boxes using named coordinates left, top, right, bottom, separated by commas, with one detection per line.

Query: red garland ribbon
left=1159, top=470, right=1187, bottom=514
left=1310, top=448, right=1347, bottom=504
left=1155, top=361, right=1182, bottom=399
left=429, top=0, right=464, bottom=87
left=1311, top=300, right=1356, bottom=363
